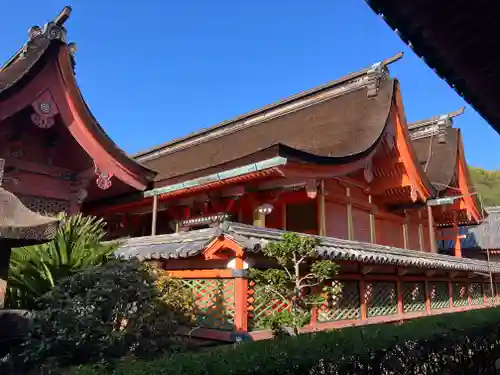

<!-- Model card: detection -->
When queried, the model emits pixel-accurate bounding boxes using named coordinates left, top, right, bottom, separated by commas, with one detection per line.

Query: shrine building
left=2, top=7, right=500, bottom=340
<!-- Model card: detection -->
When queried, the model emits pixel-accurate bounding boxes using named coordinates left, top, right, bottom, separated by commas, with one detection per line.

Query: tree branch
left=298, top=273, right=316, bottom=285
left=302, top=281, right=322, bottom=288
left=297, top=249, right=316, bottom=266
left=282, top=265, right=293, bottom=280
left=265, top=285, right=290, bottom=307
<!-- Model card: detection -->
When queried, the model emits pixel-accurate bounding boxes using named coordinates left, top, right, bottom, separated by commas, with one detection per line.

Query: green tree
left=249, top=232, right=340, bottom=336
left=6, top=213, right=117, bottom=309
left=469, top=166, right=500, bottom=207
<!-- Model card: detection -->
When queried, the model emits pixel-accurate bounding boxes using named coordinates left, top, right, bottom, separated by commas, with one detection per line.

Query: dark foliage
left=5, top=259, right=194, bottom=374
left=67, top=307, right=500, bottom=375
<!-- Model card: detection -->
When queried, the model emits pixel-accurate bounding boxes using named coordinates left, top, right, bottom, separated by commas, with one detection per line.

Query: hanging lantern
left=256, top=203, right=274, bottom=215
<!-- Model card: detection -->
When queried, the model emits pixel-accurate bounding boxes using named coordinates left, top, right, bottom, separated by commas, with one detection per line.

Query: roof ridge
left=1, top=6, right=72, bottom=72
left=133, top=52, right=404, bottom=163
left=408, top=107, right=464, bottom=141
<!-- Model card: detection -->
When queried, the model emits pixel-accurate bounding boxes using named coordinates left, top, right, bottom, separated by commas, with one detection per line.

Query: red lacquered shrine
left=3, top=7, right=500, bottom=340
left=0, top=7, right=156, bottom=215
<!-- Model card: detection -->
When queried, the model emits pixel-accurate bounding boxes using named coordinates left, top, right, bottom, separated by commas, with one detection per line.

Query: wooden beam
left=346, top=187, right=354, bottom=240
left=402, top=211, right=409, bottom=249
left=317, top=180, right=326, bottom=236
left=418, top=211, right=424, bottom=252
left=369, top=170, right=411, bottom=195
left=256, top=177, right=307, bottom=191
left=219, top=185, right=246, bottom=198
left=369, top=195, right=376, bottom=243
left=151, top=194, right=158, bottom=236
left=167, top=269, right=234, bottom=278
left=427, top=205, right=437, bottom=253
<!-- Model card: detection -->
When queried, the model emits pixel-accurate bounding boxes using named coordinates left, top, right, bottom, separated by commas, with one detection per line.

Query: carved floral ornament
left=364, top=159, right=374, bottom=183
left=31, top=91, right=60, bottom=129
left=94, top=162, right=114, bottom=190
left=305, top=179, right=318, bottom=199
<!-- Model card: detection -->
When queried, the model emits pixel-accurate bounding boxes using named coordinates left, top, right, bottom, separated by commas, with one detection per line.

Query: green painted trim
left=143, top=156, right=288, bottom=198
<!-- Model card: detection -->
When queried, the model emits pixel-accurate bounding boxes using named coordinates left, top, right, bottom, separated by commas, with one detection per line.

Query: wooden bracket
left=449, top=271, right=459, bottom=278
left=369, top=172, right=411, bottom=195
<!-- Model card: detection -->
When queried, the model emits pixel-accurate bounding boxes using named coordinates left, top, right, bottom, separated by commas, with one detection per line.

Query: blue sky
left=2, top=1, right=499, bottom=169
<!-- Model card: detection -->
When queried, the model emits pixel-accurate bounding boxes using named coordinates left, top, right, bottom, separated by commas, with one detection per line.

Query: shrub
left=249, top=232, right=339, bottom=336
left=7, top=213, right=117, bottom=309
left=66, top=307, right=500, bottom=375
left=11, top=259, right=194, bottom=373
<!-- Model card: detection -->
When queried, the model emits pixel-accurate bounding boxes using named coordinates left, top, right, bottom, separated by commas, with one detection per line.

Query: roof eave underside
left=366, top=0, right=500, bottom=135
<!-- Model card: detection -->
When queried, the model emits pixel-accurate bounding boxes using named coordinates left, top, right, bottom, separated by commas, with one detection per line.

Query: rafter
left=369, top=172, right=412, bottom=195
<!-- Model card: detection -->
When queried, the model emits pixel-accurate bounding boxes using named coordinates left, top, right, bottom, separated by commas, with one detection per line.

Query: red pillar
left=453, top=213, right=462, bottom=258
left=233, top=257, right=248, bottom=332
left=360, top=278, right=367, bottom=320
left=424, top=280, right=431, bottom=314
left=396, top=278, right=403, bottom=315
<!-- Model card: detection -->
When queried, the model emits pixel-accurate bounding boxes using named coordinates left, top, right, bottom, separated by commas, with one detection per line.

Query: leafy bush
left=66, top=307, right=500, bottom=375
left=9, top=259, right=194, bottom=373
left=7, top=213, right=117, bottom=309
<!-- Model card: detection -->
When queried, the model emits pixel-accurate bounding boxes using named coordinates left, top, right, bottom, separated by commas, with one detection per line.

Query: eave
left=56, top=45, right=156, bottom=190
left=115, top=221, right=500, bottom=275
left=365, top=0, right=500, bottom=135
left=368, top=81, right=435, bottom=206
left=0, top=7, right=156, bottom=193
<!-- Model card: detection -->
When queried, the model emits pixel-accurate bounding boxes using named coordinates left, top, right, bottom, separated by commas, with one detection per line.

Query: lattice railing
left=484, top=283, right=494, bottom=305
left=452, top=282, right=469, bottom=307
left=181, top=278, right=235, bottom=330
left=469, top=283, right=483, bottom=305
left=178, top=274, right=499, bottom=335
left=402, top=282, right=426, bottom=313
left=429, top=282, right=449, bottom=310
left=247, top=281, right=289, bottom=331
left=366, top=281, right=397, bottom=317
left=318, top=280, right=361, bottom=322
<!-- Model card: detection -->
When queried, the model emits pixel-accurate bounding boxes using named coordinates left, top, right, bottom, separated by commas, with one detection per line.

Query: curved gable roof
left=135, top=55, right=402, bottom=185
left=408, top=109, right=463, bottom=193
left=0, top=6, right=156, bottom=190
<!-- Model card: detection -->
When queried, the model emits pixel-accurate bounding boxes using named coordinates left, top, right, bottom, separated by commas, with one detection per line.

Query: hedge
left=67, top=307, right=500, bottom=375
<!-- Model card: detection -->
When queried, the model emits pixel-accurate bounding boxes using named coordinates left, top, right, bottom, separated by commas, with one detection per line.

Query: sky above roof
left=2, top=0, right=499, bottom=170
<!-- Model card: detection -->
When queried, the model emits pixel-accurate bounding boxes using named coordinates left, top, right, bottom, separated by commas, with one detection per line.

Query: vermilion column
left=233, top=257, right=248, bottom=332
left=453, top=213, right=462, bottom=258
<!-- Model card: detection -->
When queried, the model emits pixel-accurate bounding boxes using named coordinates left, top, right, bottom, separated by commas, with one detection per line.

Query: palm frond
left=5, top=213, right=116, bottom=309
